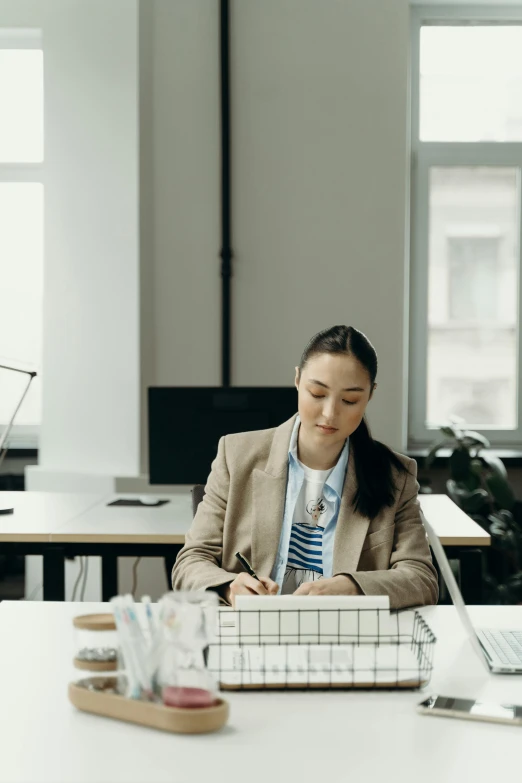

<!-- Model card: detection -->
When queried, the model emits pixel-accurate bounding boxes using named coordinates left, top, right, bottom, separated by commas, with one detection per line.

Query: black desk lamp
left=0, top=363, right=37, bottom=515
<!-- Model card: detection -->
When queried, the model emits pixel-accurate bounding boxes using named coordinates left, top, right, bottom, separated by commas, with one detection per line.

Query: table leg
left=43, top=547, right=65, bottom=601
left=458, top=548, right=484, bottom=605
left=102, top=555, right=118, bottom=601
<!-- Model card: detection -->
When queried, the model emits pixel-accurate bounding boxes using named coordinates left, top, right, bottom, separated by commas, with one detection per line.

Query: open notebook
left=208, top=596, right=427, bottom=688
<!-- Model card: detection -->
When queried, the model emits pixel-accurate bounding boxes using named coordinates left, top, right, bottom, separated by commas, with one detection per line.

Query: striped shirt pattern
left=287, top=522, right=324, bottom=573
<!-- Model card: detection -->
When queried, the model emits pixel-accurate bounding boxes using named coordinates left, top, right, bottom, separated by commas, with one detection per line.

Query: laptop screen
left=422, top=513, right=490, bottom=668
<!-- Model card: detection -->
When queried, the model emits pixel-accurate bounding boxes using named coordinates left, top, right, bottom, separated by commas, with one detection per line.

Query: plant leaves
left=478, top=451, right=508, bottom=480
left=425, top=439, right=453, bottom=469
left=449, top=447, right=471, bottom=482
left=462, top=430, right=491, bottom=449
left=446, top=480, right=490, bottom=514
left=483, top=470, right=516, bottom=512
left=470, top=458, right=483, bottom=476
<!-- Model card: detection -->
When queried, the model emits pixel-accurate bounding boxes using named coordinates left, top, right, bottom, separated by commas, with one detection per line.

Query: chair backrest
left=191, top=484, right=206, bottom=517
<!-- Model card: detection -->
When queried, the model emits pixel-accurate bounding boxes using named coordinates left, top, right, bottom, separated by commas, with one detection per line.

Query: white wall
left=0, top=0, right=140, bottom=599
left=5, top=0, right=141, bottom=489
left=229, top=0, right=410, bottom=449
left=15, top=0, right=412, bottom=478
left=147, top=0, right=411, bottom=451
left=148, top=0, right=221, bottom=391
left=40, top=1, right=140, bottom=478
left=7, top=0, right=412, bottom=600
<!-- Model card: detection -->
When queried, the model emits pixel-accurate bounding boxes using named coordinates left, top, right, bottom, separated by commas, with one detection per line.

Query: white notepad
left=234, top=595, right=390, bottom=611
left=232, top=595, right=393, bottom=645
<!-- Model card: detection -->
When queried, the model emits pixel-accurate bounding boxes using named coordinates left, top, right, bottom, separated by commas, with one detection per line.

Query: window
left=0, top=29, right=43, bottom=448
left=410, top=7, right=522, bottom=447
left=447, top=237, right=500, bottom=323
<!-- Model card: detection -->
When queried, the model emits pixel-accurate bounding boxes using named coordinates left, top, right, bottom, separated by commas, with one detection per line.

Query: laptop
left=423, top=514, right=522, bottom=674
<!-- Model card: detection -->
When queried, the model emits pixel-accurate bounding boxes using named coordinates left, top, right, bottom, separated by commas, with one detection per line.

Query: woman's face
left=295, top=352, right=375, bottom=451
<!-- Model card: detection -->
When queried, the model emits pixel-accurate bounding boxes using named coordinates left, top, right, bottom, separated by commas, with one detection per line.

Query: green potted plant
left=426, top=418, right=522, bottom=604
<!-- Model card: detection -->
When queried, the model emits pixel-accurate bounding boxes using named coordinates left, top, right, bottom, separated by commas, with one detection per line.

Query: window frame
left=409, top=5, right=522, bottom=448
left=0, top=28, right=43, bottom=450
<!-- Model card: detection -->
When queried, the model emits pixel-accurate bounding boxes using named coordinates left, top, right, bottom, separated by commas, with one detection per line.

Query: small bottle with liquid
left=154, top=591, right=219, bottom=708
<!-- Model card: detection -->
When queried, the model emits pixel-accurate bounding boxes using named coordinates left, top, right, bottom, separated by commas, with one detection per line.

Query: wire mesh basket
left=207, top=608, right=436, bottom=690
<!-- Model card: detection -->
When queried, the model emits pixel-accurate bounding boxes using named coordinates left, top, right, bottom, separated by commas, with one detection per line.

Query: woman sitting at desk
left=172, top=325, right=438, bottom=610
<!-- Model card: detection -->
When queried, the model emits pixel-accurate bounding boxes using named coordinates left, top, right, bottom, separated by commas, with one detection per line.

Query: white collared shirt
left=270, top=415, right=349, bottom=593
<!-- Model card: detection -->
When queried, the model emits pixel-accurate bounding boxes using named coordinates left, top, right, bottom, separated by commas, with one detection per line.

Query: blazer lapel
left=332, top=447, right=371, bottom=574
left=251, top=415, right=296, bottom=575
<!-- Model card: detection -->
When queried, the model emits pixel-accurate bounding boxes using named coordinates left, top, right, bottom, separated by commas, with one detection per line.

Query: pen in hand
left=235, top=551, right=260, bottom=581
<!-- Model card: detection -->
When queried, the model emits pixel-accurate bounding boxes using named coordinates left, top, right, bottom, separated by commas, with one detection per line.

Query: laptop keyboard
left=482, top=629, right=522, bottom=665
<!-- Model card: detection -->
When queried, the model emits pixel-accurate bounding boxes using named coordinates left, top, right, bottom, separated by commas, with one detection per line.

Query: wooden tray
left=68, top=677, right=229, bottom=734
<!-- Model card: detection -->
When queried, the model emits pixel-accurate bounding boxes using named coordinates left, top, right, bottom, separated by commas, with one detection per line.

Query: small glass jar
left=155, top=591, right=219, bottom=708
left=73, top=613, right=119, bottom=672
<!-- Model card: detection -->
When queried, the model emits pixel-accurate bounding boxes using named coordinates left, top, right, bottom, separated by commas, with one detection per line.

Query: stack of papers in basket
left=208, top=596, right=426, bottom=687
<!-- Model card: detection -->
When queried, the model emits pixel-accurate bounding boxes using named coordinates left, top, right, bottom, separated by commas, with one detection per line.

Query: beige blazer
left=172, top=415, right=438, bottom=609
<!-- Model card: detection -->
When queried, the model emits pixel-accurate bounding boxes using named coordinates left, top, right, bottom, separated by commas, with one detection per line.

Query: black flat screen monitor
left=148, top=387, right=297, bottom=485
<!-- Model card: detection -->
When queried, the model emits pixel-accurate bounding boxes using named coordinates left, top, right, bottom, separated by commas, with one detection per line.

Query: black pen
left=235, top=551, right=260, bottom=581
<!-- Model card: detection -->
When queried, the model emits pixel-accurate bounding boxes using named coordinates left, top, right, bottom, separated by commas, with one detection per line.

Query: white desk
left=51, top=493, right=190, bottom=545
left=0, top=492, right=104, bottom=542
left=419, top=494, right=490, bottom=547
left=0, top=492, right=490, bottom=602
left=419, top=494, right=490, bottom=604
left=0, top=492, right=106, bottom=601
left=61, top=492, right=490, bottom=603
left=0, top=601, right=519, bottom=783
left=61, top=492, right=488, bottom=547
left=0, top=491, right=488, bottom=548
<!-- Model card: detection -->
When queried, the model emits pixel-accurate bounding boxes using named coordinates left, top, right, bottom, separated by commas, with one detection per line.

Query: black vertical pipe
left=219, top=0, right=232, bottom=387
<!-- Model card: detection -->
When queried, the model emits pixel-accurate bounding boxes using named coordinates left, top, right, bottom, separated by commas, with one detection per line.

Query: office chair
left=191, top=484, right=206, bottom=516
left=164, top=484, right=206, bottom=589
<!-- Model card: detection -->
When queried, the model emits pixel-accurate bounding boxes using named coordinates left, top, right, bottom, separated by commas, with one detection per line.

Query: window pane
left=426, top=167, right=519, bottom=429
left=420, top=26, right=522, bottom=142
left=448, top=237, right=499, bottom=321
left=0, top=183, right=43, bottom=425
left=0, top=49, right=43, bottom=162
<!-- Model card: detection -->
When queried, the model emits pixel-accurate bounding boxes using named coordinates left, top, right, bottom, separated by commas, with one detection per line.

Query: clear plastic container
left=153, top=591, right=219, bottom=708
left=73, top=613, right=119, bottom=672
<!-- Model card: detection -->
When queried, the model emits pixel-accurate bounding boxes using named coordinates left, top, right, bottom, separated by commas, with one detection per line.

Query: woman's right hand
left=224, top=573, right=278, bottom=607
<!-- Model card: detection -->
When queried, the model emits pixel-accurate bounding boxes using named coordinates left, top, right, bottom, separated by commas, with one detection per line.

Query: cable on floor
left=71, top=557, right=84, bottom=602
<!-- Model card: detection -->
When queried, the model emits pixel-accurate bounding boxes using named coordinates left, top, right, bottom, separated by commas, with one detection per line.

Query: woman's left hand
left=293, top=574, right=362, bottom=596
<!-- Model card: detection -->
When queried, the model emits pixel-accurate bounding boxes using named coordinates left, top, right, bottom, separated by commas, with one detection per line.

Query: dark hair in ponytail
left=298, top=325, right=409, bottom=520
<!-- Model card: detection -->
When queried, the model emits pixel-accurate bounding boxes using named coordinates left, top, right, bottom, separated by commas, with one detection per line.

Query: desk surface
left=0, top=491, right=490, bottom=547
left=52, top=491, right=493, bottom=547
left=51, top=490, right=490, bottom=546
left=0, top=601, right=519, bottom=783
left=419, top=494, right=490, bottom=547
left=0, top=492, right=103, bottom=542
left=51, top=493, right=191, bottom=544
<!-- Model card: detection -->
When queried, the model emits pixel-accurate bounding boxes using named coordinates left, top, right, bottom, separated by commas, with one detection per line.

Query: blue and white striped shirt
left=287, top=521, right=324, bottom=572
